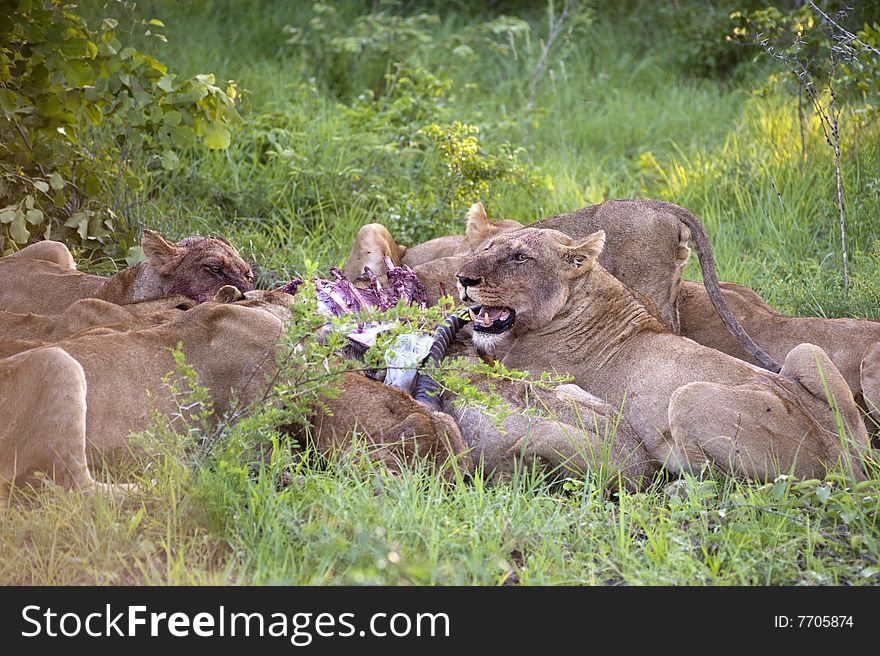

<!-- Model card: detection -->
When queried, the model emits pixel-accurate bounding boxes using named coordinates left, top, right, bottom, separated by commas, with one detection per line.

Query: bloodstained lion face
left=142, top=231, right=255, bottom=303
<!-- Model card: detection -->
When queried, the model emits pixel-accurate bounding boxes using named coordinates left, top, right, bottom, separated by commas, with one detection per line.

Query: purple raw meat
left=281, top=260, right=428, bottom=347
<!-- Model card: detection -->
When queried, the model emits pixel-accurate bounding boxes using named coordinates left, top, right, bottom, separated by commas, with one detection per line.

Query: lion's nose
left=457, top=275, right=482, bottom=288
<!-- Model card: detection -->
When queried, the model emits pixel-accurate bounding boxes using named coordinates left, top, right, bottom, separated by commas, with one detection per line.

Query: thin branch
left=796, top=85, right=806, bottom=163
left=527, top=1, right=575, bottom=111
left=828, top=32, right=849, bottom=301
left=755, top=9, right=853, bottom=301
left=809, top=1, right=880, bottom=57
left=12, top=117, right=47, bottom=177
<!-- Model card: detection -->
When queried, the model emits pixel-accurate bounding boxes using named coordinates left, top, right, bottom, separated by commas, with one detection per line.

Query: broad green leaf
left=171, top=125, right=195, bottom=148
left=104, top=55, right=122, bottom=74
left=0, top=209, right=17, bottom=224
left=0, top=88, right=19, bottom=114
left=770, top=479, right=787, bottom=501
left=162, top=109, right=181, bottom=126
left=167, top=87, right=208, bottom=106
left=37, top=94, right=61, bottom=117
left=10, top=215, right=29, bottom=243
left=62, top=59, right=94, bottom=87
left=161, top=149, right=179, bottom=170
left=125, top=245, right=145, bottom=267
left=144, top=55, right=167, bottom=75
left=148, top=18, right=165, bottom=27
left=816, top=486, right=831, bottom=503
left=64, top=212, right=90, bottom=240
left=33, top=180, right=49, bottom=193
left=157, top=75, right=175, bottom=93
left=201, top=121, right=230, bottom=149
left=25, top=208, right=44, bottom=225
left=101, top=18, right=119, bottom=31
left=64, top=211, right=88, bottom=229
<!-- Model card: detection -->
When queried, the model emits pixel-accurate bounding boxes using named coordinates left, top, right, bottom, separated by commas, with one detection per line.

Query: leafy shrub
left=730, top=3, right=880, bottom=118
left=0, top=0, right=239, bottom=256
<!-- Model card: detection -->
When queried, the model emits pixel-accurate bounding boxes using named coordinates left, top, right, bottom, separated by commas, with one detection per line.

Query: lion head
left=455, top=227, right=606, bottom=354
left=142, top=230, right=255, bottom=302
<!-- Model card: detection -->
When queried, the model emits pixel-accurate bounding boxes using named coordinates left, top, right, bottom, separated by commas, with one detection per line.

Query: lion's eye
left=205, top=264, right=221, bottom=274
left=514, top=252, right=529, bottom=262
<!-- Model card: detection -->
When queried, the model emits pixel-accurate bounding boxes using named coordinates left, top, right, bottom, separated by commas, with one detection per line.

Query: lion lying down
left=678, top=279, right=880, bottom=430
left=0, top=229, right=254, bottom=315
left=0, top=295, right=196, bottom=344
left=0, top=289, right=469, bottom=509
left=0, top=348, right=136, bottom=509
left=453, top=227, right=871, bottom=482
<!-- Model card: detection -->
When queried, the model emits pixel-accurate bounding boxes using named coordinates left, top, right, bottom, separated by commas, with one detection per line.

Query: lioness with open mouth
left=454, top=227, right=870, bottom=482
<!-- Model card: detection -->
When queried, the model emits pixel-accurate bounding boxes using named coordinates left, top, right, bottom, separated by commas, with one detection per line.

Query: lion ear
left=464, top=202, right=494, bottom=248
left=213, top=285, right=245, bottom=304
left=142, top=229, right=182, bottom=270
left=562, top=230, right=605, bottom=276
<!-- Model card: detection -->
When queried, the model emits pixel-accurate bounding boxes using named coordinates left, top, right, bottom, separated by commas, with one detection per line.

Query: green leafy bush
left=0, top=0, right=240, bottom=256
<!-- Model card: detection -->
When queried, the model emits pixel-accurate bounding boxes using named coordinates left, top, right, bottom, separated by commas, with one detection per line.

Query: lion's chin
left=471, top=330, right=511, bottom=357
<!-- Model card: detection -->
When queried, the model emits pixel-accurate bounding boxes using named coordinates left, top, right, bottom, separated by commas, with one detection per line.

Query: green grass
left=4, top=1, right=880, bottom=585
left=4, top=447, right=877, bottom=585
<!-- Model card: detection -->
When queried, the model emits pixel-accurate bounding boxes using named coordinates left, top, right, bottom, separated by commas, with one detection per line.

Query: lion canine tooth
left=483, top=311, right=491, bottom=326
left=468, top=309, right=477, bottom=322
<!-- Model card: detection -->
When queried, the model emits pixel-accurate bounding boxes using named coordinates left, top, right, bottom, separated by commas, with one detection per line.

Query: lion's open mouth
left=470, top=306, right=516, bottom=334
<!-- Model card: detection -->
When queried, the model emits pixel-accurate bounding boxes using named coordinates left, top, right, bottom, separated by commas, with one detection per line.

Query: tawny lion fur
left=454, top=227, right=870, bottom=482
left=0, top=229, right=254, bottom=315
left=0, top=289, right=468, bottom=508
left=678, top=279, right=880, bottom=430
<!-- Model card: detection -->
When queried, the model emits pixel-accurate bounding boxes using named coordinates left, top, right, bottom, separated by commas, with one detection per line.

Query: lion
left=678, top=279, right=880, bottom=428
left=0, top=347, right=133, bottom=510
left=452, top=227, right=870, bottom=482
left=0, top=229, right=255, bottom=315
left=342, top=204, right=523, bottom=281
left=0, top=295, right=196, bottom=343
left=0, top=289, right=469, bottom=506
left=344, top=200, right=780, bottom=372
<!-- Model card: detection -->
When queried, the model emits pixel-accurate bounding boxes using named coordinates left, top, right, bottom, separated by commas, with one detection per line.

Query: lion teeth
left=468, top=309, right=477, bottom=322
left=483, top=311, right=491, bottom=326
